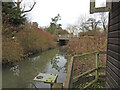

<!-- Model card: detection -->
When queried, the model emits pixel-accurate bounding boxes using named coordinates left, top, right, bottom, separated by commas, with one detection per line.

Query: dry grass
left=2, top=36, right=24, bottom=63
left=62, top=36, right=107, bottom=76
left=62, top=36, right=107, bottom=55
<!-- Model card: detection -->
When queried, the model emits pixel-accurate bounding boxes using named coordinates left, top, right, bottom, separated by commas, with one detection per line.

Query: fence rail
left=64, top=51, right=106, bottom=89
left=52, top=51, right=106, bottom=89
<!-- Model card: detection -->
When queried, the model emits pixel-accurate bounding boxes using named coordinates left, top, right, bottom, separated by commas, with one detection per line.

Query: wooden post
left=90, top=0, right=95, bottom=14
left=52, top=83, right=63, bottom=89
left=95, top=53, right=99, bottom=79
left=0, top=1, right=2, bottom=64
left=64, top=56, right=74, bottom=88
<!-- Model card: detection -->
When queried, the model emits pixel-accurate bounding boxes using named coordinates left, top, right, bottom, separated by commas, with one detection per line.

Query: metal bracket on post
left=90, top=0, right=112, bottom=14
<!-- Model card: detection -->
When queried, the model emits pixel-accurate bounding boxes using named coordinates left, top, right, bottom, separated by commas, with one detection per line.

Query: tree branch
left=20, top=0, right=23, bottom=2
left=15, top=0, right=22, bottom=8
left=21, top=2, right=36, bottom=13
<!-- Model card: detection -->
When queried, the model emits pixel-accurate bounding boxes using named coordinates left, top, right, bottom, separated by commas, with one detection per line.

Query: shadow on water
left=2, top=47, right=67, bottom=88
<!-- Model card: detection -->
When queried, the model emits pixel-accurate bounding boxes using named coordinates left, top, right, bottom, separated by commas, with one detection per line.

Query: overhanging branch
left=21, top=2, right=36, bottom=13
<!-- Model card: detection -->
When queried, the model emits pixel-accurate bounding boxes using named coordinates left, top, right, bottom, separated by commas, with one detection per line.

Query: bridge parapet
left=58, top=34, right=79, bottom=40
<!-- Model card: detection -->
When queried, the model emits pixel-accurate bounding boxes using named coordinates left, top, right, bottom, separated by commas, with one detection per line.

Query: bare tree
left=98, top=3, right=108, bottom=31
left=76, top=15, right=88, bottom=32
left=99, top=12, right=108, bottom=31
left=76, top=14, right=101, bottom=33
left=86, top=17, right=101, bottom=31
left=66, top=24, right=78, bottom=35
left=14, top=0, right=36, bottom=13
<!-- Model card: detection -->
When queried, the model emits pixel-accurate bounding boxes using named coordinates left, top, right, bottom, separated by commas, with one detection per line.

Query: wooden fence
left=53, top=51, right=106, bottom=89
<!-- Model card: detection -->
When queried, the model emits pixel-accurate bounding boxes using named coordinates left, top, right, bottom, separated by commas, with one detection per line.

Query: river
left=2, top=47, right=67, bottom=88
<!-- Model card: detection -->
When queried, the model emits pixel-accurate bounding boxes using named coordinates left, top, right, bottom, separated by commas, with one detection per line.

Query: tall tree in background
left=51, top=13, right=61, bottom=29
left=47, top=14, right=62, bottom=34
left=86, top=18, right=101, bottom=31
left=99, top=12, right=108, bottom=31
left=66, top=24, right=78, bottom=35
left=76, top=15, right=88, bottom=32
left=75, top=14, right=105, bottom=36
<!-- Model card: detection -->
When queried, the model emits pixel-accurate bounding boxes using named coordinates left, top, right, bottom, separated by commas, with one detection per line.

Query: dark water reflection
left=2, top=48, right=67, bottom=88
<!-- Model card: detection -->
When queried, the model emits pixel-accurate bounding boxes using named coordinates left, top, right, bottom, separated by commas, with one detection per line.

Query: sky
left=22, top=0, right=106, bottom=29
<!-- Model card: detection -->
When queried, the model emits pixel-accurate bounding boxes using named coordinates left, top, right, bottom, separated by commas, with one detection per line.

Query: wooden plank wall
left=106, top=1, right=120, bottom=88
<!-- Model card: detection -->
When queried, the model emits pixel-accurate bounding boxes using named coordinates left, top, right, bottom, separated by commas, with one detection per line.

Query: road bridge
left=57, top=34, right=79, bottom=46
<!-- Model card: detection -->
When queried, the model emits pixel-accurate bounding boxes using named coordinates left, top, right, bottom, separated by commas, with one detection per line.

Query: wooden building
left=90, top=0, right=120, bottom=88
left=106, top=1, right=120, bottom=88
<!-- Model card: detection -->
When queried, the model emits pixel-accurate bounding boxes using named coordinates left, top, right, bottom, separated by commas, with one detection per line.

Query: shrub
left=2, top=36, right=23, bottom=63
left=62, top=36, right=107, bottom=55
left=2, top=22, right=57, bottom=63
left=16, top=23, right=56, bottom=56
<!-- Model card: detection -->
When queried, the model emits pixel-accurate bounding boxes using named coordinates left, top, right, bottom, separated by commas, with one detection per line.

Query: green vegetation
left=90, top=82, right=104, bottom=88
left=2, top=1, right=26, bottom=38
left=46, top=14, right=68, bottom=35
left=2, top=2, right=26, bottom=26
left=46, top=14, right=61, bottom=34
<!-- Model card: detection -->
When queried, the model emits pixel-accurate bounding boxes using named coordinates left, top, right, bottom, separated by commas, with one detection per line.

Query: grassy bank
left=2, top=23, right=57, bottom=64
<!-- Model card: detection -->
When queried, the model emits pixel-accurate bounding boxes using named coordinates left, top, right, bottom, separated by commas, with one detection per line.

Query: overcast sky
left=24, top=0, right=106, bottom=29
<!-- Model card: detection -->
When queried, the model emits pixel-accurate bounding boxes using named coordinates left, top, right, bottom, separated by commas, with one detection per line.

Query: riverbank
left=2, top=47, right=67, bottom=88
left=2, top=23, right=57, bottom=65
left=61, top=36, right=107, bottom=76
left=62, top=36, right=107, bottom=55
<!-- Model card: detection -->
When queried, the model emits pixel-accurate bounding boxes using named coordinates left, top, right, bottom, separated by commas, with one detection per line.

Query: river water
left=2, top=48, right=67, bottom=88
